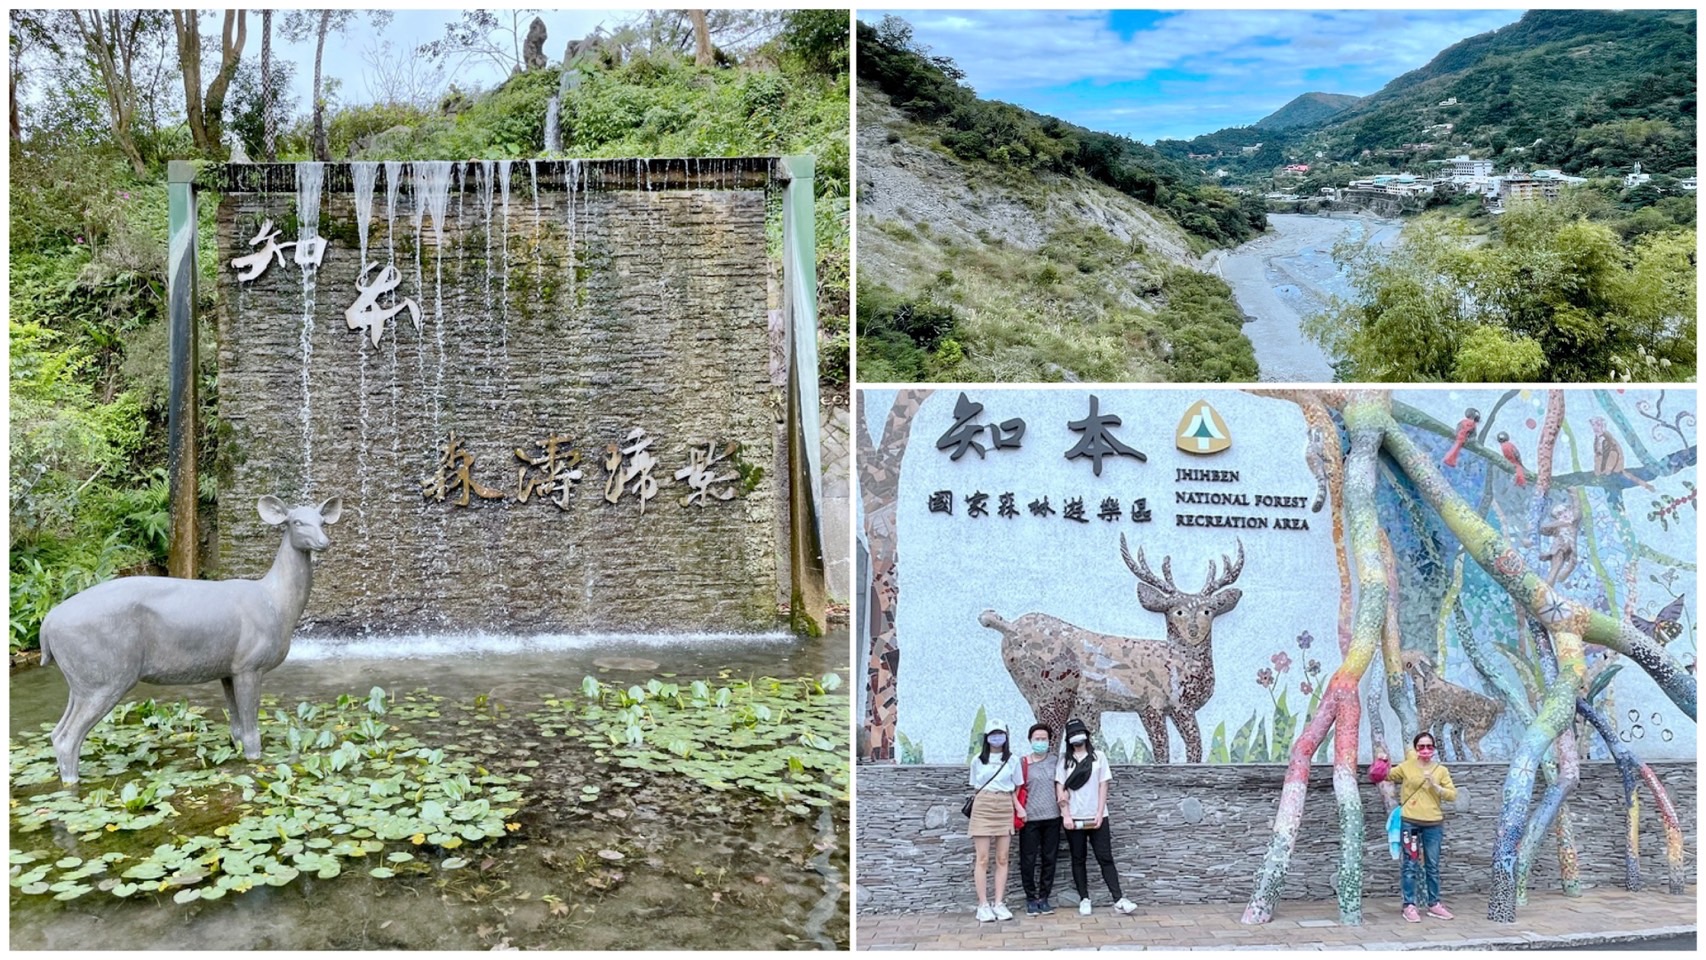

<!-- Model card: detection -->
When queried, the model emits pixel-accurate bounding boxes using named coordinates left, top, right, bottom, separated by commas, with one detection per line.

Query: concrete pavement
left=857, top=884, right=1697, bottom=950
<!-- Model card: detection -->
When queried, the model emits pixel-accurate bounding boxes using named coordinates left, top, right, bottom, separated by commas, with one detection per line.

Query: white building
left=1679, top=176, right=1698, bottom=193
left=1625, top=163, right=1651, bottom=189
left=1447, top=155, right=1493, bottom=180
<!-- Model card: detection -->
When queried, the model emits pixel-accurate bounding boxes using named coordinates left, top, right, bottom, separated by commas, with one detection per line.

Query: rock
left=923, top=805, right=950, bottom=829
left=1179, top=796, right=1205, bottom=824
left=523, top=17, right=548, bottom=71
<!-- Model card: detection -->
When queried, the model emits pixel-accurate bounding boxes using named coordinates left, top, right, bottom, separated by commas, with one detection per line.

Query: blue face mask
left=1030, top=740, right=1049, bottom=755
left=987, top=734, right=1006, bottom=748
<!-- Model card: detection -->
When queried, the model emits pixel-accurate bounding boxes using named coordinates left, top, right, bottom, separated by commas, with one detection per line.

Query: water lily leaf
left=173, top=888, right=201, bottom=904
left=369, top=867, right=395, bottom=879
left=441, top=857, right=468, bottom=870
left=20, top=882, right=50, bottom=896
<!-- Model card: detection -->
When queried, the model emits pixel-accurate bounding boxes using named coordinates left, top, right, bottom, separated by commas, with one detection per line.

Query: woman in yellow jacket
left=1369, top=732, right=1457, bottom=923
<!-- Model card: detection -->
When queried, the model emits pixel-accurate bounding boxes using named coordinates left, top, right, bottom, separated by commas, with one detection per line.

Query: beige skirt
left=969, top=789, right=1014, bottom=837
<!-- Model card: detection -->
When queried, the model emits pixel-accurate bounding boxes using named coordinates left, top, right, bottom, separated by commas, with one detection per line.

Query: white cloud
left=865, top=9, right=1525, bottom=139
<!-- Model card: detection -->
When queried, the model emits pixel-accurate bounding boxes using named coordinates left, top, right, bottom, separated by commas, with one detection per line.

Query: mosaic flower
left=1271, top=651, right=1292, bottom=674
left=1300, top=681, right=1313, bottom=696
left=1307, top=659, right=1322, bottom=676
left=1296, top=630, right=1314, bottom=650
left=1256, top=667, right=1275, bottom=690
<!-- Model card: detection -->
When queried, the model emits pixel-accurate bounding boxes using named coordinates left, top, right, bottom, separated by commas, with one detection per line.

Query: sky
left=861, top=9, right=1525, bottom=143
left=268, top=10, right=626, bottom=112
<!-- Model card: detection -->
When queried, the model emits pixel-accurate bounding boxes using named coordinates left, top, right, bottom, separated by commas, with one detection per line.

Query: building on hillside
left=1447, top=155, right=1494, bottom=180
left=1532, top=169, right=1587, bottom=186
left=1624, top=163, right=1652, bottom=189
left=1498, top=171, right=1563, bottom=204
left=1679, top=176, right=1698, bottom=193
left=1281, top=164, right=1310, bottom=174
left=1239, top=143, right=1264, bottom=155
left=1438, top=96, right=1459, bottom=106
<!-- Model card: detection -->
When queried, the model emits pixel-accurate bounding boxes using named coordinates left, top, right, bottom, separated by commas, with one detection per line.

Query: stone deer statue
left=979, top=536, right=1244, bottom=763
left=1403, top=650, right=1504, bottom=762
left=40, top=496, right=342, bottom=783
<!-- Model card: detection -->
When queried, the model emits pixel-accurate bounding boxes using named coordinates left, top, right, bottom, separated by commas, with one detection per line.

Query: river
left=1205, top=213, right=1404, bottom=382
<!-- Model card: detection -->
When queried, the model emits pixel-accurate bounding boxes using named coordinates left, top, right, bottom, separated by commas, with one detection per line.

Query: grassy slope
left=857, top=86, right=1255, bottom=384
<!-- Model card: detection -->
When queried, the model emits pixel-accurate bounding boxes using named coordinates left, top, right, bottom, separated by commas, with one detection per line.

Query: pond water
left=1208, top=213, right=1403, bottom=382
left=10, top=629, right=850, bottom=950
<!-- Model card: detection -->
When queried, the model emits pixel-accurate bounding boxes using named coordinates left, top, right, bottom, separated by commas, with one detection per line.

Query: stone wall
left=854, top=763, right=1697, bottom=913
left=213, top=162, right=784, bottom=634
left=820, top=403, right=852, bottom=602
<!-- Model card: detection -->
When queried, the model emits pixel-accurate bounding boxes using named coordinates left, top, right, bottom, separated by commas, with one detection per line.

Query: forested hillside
left=1158, top=9, right=1696, bottom=182
left=8, top=9, right=849, bottom=653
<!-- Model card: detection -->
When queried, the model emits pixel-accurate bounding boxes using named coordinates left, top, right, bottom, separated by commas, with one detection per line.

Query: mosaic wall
left=857, top=387, right=1697, bottom=764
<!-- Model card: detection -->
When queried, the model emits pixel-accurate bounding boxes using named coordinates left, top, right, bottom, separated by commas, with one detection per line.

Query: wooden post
left=166, top=160, right=201, bottom=579
left=781, top=155, right=828, bottom=636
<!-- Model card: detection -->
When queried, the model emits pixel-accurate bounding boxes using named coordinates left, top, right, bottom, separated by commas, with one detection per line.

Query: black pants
left=1017, top=817, right=1062, bottom=900
left=1065, top=823, right=1123, bottom=901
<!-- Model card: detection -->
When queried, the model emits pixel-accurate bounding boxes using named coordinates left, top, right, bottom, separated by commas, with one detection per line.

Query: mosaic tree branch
left=1377, top=420, right=1696, bottom=720
left=1379, top=530, right=1418, bottom=742
left=1243, top=391, right=1384, bottom=926
left=1453, top=606, right=1578, bottom=901
left=1512, top=617, right=1581, bottom=903
left=1536, top=390, right=1565, bottom=498
left=856, top=389, right=931, bottom=762
left=1575, top=695, right=1686, bottom=895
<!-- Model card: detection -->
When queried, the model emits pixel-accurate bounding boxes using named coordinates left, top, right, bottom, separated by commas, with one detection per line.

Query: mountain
left=1159, top=9, right=1695, bottom=181
left=1253, top=93, right=1362, bottom=131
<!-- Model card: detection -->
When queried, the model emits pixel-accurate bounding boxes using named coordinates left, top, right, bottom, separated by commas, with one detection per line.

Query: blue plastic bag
left=1386, top=806, right=1403, bottom=860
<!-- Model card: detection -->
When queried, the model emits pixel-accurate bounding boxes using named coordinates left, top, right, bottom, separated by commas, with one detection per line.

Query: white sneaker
left=1114, top=898, right=1137, bottom=915
left=991, top=902, right=1013, bottom=921
left=976, top=904, right=996, bottom=923
left=1079, top=897, right=1093, bottom=916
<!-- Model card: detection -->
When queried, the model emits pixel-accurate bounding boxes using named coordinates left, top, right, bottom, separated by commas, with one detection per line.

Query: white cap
left=985, top=718, right=1007, bottom=735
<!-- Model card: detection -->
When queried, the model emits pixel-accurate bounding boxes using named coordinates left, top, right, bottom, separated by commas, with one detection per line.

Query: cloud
left=863, top=9, right=1525, bottom=141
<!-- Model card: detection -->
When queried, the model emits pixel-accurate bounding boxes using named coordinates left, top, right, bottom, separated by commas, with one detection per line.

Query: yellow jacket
left=1376, top=751, right=1457, bottom=824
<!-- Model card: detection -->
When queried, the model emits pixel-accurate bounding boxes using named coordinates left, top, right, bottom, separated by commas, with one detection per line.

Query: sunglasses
left=1416, top=743, right=1436, bottom=750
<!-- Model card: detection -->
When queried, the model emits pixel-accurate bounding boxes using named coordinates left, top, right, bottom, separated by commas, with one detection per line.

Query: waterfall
left=529, top=160, right=543, bottom=289
left=544, top=96, right=561, bottom=152
left=497, top=161, right=512, bottom=375
left=295, top=162, right=325, bottom=498
left=352, top=161, right=378, bottom=267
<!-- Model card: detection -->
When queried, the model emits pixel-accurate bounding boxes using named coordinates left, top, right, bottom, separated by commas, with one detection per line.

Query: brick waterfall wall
left=855, top=763, right=1696, bottom=913
left=212, top=160, right=785, bottom=634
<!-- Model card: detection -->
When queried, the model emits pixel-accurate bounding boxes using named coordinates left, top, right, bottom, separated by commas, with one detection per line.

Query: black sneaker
left=1039, top=897, right=1056, bottom=914
left=1025, top=899, right=1040, bottom=915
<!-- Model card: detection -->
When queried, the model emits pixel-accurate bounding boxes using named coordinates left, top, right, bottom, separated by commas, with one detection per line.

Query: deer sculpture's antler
left=1201, top=539, right=1246, bottom=594
left=1121, top=533, right=1177, bottom=595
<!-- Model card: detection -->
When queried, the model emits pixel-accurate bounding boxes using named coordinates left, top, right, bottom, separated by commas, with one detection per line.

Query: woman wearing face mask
left=1016, top=722, right=1063, bottom=915
left=968, top=718, right=1025, bottom=922
left=1370, top=731, right=1458, bottom=923
left=1055, top=718, right=1137, bottom=916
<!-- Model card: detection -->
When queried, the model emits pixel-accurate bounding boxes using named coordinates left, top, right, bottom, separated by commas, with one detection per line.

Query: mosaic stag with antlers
left=979, top=536, right=1244, bottom=763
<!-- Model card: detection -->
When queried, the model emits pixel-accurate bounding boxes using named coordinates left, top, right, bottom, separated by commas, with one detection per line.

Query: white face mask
left=1069, top=735, right=1088, bottom=746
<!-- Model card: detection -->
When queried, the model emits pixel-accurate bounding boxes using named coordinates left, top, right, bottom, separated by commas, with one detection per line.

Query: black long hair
left=978, top=729, right=1010, bottom=765
left=1061, top=718, right=1095, bottom=790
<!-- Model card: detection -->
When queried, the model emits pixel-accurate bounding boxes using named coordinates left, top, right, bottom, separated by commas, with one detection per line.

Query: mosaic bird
left=1442, top=408, right=1480, bottom=468
left=1497, top=432, right=1526, bottom=486
left=1632, top=595, right=1687, bottom=645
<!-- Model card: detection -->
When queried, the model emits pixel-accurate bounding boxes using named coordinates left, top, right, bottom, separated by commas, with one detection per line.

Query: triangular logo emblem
left=1175, top=400, right=1231, bottom=455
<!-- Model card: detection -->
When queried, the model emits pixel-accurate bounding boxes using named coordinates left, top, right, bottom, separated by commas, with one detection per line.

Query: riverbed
left=10, top=630, right=850, bottom=950
left=1206, top=213, right=1403, bottom=382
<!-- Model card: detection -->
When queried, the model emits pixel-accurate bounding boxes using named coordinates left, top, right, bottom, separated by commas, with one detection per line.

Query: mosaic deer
left=1403, top=650, right=1504, bottom=762
left=979, top=536, right=1244, bottom=763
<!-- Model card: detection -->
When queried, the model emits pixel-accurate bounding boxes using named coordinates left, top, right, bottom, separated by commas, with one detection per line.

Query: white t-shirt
left=968, top=754, right=1025, bottom=793
left=1055, top=751, right=1112, bottom=822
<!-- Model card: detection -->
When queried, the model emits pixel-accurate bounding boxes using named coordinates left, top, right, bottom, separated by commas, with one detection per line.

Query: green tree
left=1307, top=199, right=1695, bottom=381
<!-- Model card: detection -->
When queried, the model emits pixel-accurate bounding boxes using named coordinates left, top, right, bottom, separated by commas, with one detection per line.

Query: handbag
left=962, top=756, right=1010, bottom=817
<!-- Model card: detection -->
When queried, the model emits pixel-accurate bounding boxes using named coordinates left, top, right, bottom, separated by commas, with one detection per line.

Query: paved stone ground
left=857, top=885, right=1697, bottom=950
